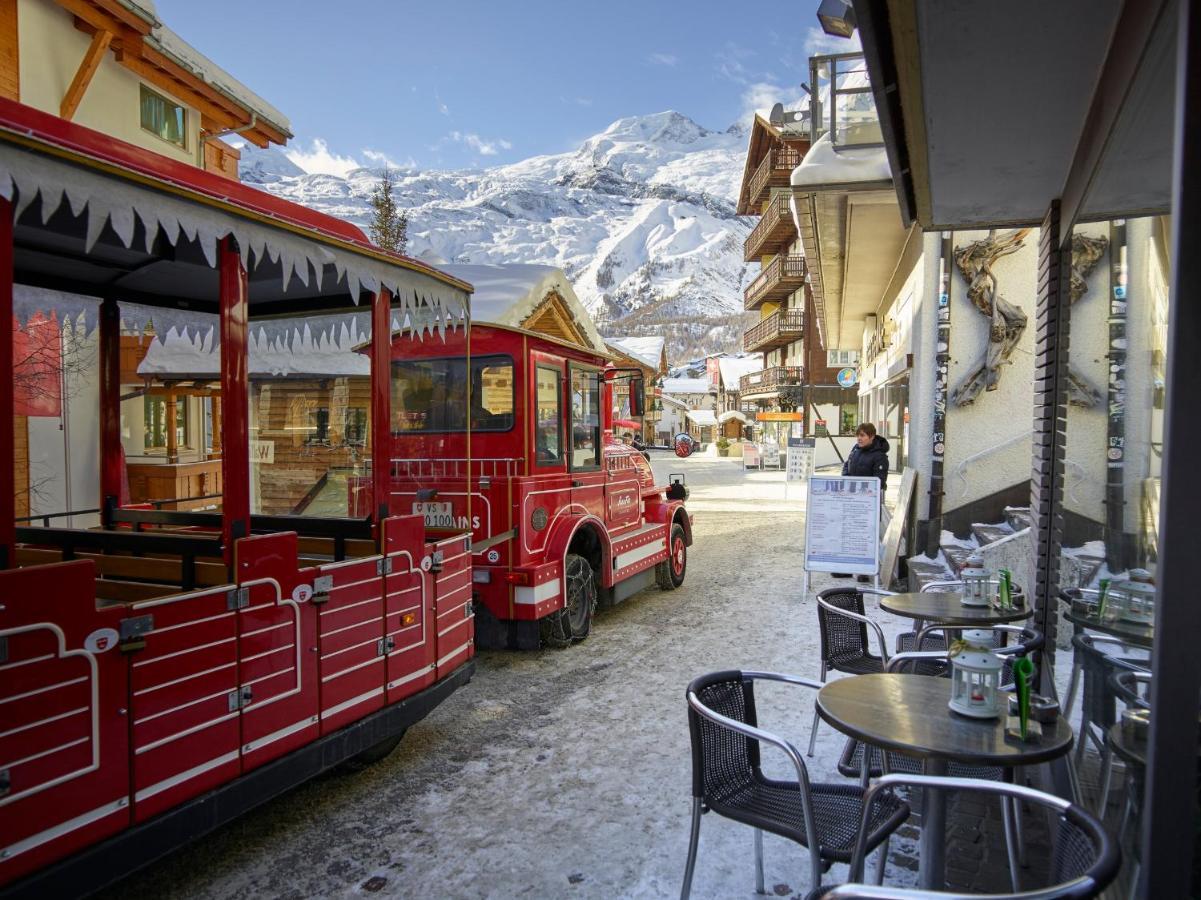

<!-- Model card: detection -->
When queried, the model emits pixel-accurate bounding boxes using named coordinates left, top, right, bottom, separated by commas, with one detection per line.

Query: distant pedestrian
left=843, top=422, right=890, bottom=491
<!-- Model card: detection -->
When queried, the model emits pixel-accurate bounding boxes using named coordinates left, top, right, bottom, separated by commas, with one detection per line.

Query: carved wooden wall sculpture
left=1064, top=233, right=1109, bottom=409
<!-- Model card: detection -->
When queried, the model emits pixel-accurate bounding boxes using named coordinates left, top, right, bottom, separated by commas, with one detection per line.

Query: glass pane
left=140, top=85, right=186, bottom=148
left=535, top=366, right=562, bottom=465
left=392, top=355, right=513, bottom=433
left=570, top=368, right=600, bottom=469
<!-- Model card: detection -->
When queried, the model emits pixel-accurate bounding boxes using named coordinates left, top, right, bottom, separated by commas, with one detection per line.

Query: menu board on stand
left=762, top=442, right=781, bottom=469
left=743, top=442, right=762, bottom=469
left=801, top=475, right=881, bottom=601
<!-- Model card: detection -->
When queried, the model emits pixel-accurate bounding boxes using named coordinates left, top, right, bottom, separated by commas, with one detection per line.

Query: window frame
left=568, top=363, right=602, bottom=472
left=533, top=364, right=564, bottom=468
left=390, top=353, right=516, bottom=435
left=139, top=84, right=188, bottom=150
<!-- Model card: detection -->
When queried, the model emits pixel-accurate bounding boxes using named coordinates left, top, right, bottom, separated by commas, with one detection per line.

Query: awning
left=718, top=410, right=748, bottom=424
left=685, top=409, right=718, bottom=427
left=0, top=99, right=470, bottom=344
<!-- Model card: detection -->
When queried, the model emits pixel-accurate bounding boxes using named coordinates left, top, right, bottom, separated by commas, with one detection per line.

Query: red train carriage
left=0, top=99, right=475, bottom=896
left=383, top=320, right=693, bottom=650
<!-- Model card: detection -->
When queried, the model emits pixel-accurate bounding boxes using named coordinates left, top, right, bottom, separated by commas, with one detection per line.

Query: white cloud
left=284, top=138, right=363, bottom=177
left=648, top=52, right=678, bottom=67
left=738, top=81, right=805, bottom=124
left=363, top=148, right=417, bottom=170
left=436, top=92, right=451, bottom=116
left=803, top=25, right=861, bottom=58
left=448, top=131, right=513, bottom=156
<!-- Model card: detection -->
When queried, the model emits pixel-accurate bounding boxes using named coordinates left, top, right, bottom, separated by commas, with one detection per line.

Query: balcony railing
left=743, top=309, right=805, bottom=353
left=740, top=366, right=804, bottom=396
left=746, top=145, right=803, bottom=208
left=744, top=255, right=807, bottom=309
left=744, top=195, right=795, bottom=261
left=809, top=52, right=884, bottom=150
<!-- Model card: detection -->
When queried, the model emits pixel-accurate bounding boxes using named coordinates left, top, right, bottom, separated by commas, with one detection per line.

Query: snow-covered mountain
left=239, top=111, right=756, bottom=360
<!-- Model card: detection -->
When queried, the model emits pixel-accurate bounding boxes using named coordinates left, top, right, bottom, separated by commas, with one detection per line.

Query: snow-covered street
left=109, top=456, right=921, bottom=900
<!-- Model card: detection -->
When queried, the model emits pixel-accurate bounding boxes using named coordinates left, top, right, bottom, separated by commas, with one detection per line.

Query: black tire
left=656, top=522, right=688, bottom=590
left=339, top=731, right=405, bottom=773
left=539, top=553, right=597, bottom=648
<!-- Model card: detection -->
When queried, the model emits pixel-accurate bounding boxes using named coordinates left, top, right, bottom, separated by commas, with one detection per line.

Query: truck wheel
left=539, top=553, right=597, bottom=648
left=656, top=523, right=687, bottom=590
left=339, top=731, right=405, bottom=773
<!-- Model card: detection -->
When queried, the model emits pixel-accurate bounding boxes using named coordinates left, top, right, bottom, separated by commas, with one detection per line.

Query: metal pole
left=218, top=237, right=250, bottom=563
left=1143, top=1, right=1201, bottom=893
left=371, top=287, right=392, bottom=523
left=1104, top=220, right=1128, bottom=569
left=0, top=197, right=12, bottom=568
left=98, top=297, right=122, bottom=527
left=925, top=231, right=952, bottom=556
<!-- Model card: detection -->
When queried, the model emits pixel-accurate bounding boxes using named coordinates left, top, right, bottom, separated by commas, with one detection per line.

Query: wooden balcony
left=746, top=145, right=803, bottom=209
left=744, top=195, right=795, bottom=261
left=740, top=366, right=804, bottom=398
left=744, top=254, right=807, bottom=309
left=743, top=309, right=805, bottom=353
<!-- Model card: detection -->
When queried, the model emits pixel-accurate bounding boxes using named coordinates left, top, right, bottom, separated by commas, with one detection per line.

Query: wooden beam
left=60, top=27, right=112, bottom=120
left=0, top=0, right=19, bottom=102
left=55, top=0, right=151, bottom=35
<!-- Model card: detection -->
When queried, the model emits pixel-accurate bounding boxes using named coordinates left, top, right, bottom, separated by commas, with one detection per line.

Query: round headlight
left=531, top=507, right=549, bottom=531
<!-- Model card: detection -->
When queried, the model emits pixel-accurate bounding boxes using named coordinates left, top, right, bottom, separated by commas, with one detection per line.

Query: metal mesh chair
left=811, top=775, right=1120, bottom=899
left=682, top=670, right=910, bottom=899
left=808, top=589, right=890, bottom=756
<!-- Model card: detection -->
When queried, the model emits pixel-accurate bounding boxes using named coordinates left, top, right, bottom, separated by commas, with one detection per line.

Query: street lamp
left=817, top=0, right=857, bottom=39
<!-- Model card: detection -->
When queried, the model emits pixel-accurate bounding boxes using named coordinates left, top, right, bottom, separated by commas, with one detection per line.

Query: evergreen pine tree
left=367, top=167, right=409, bottom=254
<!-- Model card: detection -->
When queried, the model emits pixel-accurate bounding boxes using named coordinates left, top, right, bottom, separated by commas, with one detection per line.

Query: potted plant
left=716, top=437, right=730, bottom=457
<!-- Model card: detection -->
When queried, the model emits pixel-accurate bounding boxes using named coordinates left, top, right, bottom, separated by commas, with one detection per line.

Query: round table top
left=1107, top=723, right=1147, bottom=769
left=879, top=592, right=1034, bottom=626
left=1064, top=610, right=1154, bottom=649
left=816, top=673, right=1075, bottom=767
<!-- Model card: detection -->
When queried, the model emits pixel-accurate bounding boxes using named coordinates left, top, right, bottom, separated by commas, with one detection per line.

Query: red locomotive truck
left=0, top=100, right=475, bottom=896
left=381, top=321, right=693, bottom=649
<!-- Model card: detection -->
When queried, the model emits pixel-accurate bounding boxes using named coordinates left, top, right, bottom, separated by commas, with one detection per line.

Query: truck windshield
left=391, top=355, right=514, bottom=432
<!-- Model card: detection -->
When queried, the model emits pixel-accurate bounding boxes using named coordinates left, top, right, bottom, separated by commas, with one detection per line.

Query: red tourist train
left=0, top=95, right=691, bottom=896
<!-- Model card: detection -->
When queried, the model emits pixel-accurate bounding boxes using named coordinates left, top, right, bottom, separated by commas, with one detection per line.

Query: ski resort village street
left=100, top=456, right=917, bottom=900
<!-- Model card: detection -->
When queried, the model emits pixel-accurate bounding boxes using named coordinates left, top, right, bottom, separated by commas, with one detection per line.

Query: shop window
left=143, top=395, right=187, bottom=450
left=308, top=408, right=330, bottom=444
left=535, top=365, right=563, bottom=465
left=140, top=85, right=187, bottom=148
left=344, top=408, right=368, bottom=445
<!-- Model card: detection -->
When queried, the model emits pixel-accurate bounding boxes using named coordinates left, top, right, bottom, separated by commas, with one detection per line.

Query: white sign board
left=743, top=442, right=761, bottom=469
left=804, top=476, right=881, bottom=575
left=786, top=437, right=815, bottom=482
left=250, top=440, right=275, bottom=464
left=762, top=442, right=781, bottom=468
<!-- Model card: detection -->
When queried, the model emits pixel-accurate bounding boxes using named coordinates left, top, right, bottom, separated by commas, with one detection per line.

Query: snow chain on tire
left=540, top=554, right=597, bottom=649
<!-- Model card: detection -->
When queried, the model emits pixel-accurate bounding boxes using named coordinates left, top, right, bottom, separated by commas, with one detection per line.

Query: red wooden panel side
left=315, top=556, right=386, bottom=734
left=433, top=534, right=474, bottom=679
left=127, top=586, right=240, bottom=823
left=234, top=533, right=320, bottom=771
left=0, top=561, right=130, bottom=887
left=383, top=516, right=435, bottom=702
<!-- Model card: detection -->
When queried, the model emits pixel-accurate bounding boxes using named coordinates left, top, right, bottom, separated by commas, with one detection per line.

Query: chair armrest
left=914, top=622, right=967, bottom=646
left=859, top=587, right=897, bottom=597
left=920, top=579, right=964, bottom=592
left=817, top=596, right=891, bottom=663
left=885, top=651, right=950, bottom=673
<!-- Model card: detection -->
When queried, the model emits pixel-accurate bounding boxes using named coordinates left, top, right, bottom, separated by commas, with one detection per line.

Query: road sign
left=837, top=367, right=859, bottom=387
left=804, top=476, right=881, bottom=575
left=786, top=437, right=815, bottom=482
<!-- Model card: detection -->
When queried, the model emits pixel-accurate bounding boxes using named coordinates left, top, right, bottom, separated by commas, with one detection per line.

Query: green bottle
left=999, top=569, right=1012, bottom=610
left=1096, top=578, right=1111, bottom=621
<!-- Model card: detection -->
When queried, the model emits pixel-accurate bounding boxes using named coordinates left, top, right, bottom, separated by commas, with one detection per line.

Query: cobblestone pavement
left=98, top=455, right=1041, bottom=899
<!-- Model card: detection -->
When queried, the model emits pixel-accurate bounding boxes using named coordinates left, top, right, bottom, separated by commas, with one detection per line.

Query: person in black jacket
left=843, top=422, right=890, bottom=491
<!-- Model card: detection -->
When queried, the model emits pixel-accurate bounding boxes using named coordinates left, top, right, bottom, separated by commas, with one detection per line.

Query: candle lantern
left=961, top=554, right=991, bottom=607
left=1123, top=569, right=1156, bottom=624
left=949, top=642, right=1003, bottom=718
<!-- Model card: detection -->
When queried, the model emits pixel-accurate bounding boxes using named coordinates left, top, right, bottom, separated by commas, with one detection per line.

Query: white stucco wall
left=19, top=0, right=199, bottom=166
left=941, top=228, right=1038, bottom=515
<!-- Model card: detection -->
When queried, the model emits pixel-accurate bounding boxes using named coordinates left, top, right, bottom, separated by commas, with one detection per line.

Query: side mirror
left=629, top=376, right=645, bottom=417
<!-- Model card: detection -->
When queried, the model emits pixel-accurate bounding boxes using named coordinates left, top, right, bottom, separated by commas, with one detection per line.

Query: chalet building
left=736, top=102, right=857, bottom=465
left=604, top=336, right=668, bottom=441
left=9, top=0, right=293, bottom=525
left=659, top=375, right=716, bottom=444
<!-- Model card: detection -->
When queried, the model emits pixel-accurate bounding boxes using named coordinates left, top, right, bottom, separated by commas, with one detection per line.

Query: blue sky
left=155, top=0, right=856, bottom=174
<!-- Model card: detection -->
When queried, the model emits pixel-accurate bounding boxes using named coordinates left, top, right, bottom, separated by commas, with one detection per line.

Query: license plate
left=413, top=501, right=455, bottom=528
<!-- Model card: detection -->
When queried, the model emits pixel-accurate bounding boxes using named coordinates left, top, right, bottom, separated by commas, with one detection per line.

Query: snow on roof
left=605, top=336, right=666, bottom=371
left=659, top=393, right=689, bottom=410
left=661, top=377, right=712, bottom=395
left=149, top=25, right=291, bottom=136
left=791, top=132, right=892, bottom=190
left=716, top=355, right=763, bottom=387
left=440, top=264, right=606, bottom=354
left=685, top=409, right=718, bottom=426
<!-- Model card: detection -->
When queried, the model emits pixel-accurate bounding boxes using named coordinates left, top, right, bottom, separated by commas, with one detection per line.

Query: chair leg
left=680, top=797, right=703, bottom=900
left=754, top=828, right=765, bottom=894
left=874, top=837, right=889, bottom=885
left=1097, top=748, right=1115, bottom=816
left=1000, top=796, right=1021, bottom=893
left=1064, top=660, right=1082, bottom=715
left=807, top=706, right=821, bottom=758
left=1074, top=715, right=1092, bottom=768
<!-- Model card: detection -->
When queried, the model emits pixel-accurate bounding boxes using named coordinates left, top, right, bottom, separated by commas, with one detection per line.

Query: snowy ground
left=109, top=456, right=936, bottom=899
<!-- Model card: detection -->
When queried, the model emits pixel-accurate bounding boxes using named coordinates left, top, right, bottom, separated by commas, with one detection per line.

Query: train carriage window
left=570, top=366, right=601, bottom=470
left=391, top=355, right=514, bottom=433
left=535, top=365, right=563, bottom=465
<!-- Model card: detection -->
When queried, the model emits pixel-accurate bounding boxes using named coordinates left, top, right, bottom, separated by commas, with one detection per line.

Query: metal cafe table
left=816, top=673, right=1074, bottom=889
left=1063, top=609, right=1155, bottom=650
left=879, top=591, right=1033, bottom=627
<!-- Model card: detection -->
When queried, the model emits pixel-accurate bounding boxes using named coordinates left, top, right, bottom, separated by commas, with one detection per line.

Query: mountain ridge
left=239, top=110, right=757, bottom=360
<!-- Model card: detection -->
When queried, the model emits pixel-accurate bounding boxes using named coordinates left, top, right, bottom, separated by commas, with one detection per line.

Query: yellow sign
left=756, top=412, right=802, bottom=422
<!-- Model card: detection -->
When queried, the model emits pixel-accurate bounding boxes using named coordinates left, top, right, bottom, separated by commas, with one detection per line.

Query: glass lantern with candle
left=948, top=640, right=1003, bottom=718
left=961, top=554, right=991, bottom=607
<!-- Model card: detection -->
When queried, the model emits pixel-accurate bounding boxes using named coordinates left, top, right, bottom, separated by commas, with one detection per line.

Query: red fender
left=543, top=514, right=612, bottom=588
